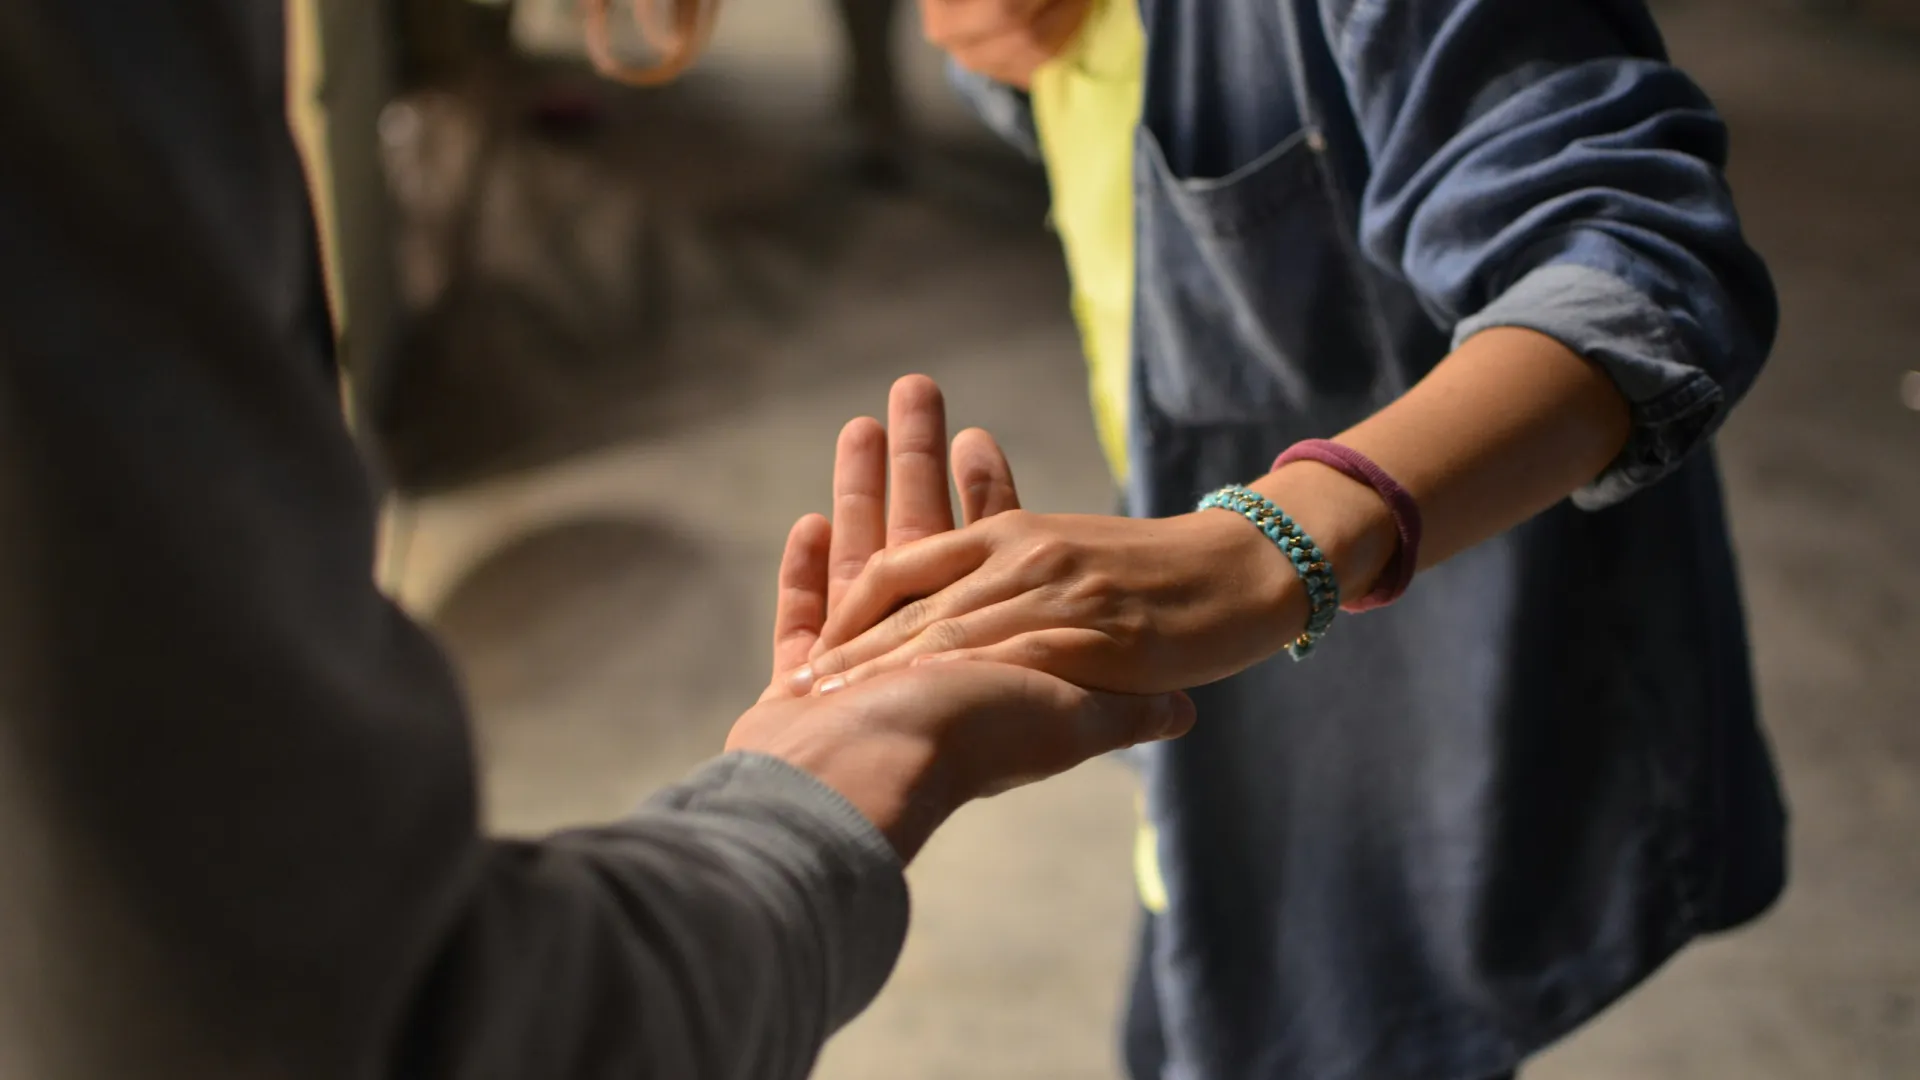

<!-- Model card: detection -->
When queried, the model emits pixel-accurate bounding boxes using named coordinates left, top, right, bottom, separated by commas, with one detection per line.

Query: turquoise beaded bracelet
left=1196, top=485, right=1341, bottom=660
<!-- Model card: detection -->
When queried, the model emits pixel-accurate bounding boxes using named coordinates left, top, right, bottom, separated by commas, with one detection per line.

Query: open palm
left=761, top=375, right=1022, bottom=700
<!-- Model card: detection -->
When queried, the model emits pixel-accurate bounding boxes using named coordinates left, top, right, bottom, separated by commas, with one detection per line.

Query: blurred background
left=289, top=0, right=1919, bottom=1076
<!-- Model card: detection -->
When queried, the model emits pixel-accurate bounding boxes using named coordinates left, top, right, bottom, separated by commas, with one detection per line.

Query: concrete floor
left=377, top=2, right=1920, bottom=1076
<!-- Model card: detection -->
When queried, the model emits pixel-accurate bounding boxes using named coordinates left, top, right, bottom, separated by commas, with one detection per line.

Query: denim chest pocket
left=1133, top=123, right=1384, bottom=427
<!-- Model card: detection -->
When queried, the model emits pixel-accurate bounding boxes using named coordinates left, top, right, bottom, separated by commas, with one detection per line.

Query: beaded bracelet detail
left=1196, top=485, right=1340, bottom=660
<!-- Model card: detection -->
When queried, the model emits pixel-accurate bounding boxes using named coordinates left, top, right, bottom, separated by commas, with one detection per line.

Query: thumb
left=972, top=687, right=1195, bottom=800
left=1076, top=690, right=1196, bottom=757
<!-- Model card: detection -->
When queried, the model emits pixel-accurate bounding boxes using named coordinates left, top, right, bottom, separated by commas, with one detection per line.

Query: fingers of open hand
left=828, top=417, right=887, bottom=611
left=832, top=602, right=1157, bottom=696
left=798, top=526, right=1013, bottom=684
left=763, top=514, right=833, bottom=699
left=807, top=526, right=996, bottom=666
left=809, top=514, right=1110, bottom=686
left=887, top=375, right=955, bottom=545
left=914, top=663, right=1194, bottom=797
left=913, top=626, right=1122, bottom=689
left=817, top=599, right=1058, bottom=693
left=951, top=427, right=1021, bottom=524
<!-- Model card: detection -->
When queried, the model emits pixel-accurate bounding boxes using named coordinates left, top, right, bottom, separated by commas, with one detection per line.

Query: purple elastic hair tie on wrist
left=1271, top=440, right=1422, bottom=613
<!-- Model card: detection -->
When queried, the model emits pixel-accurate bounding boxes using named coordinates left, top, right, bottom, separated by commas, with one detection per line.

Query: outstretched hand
left=761, top=374, right=1021, bottom=699
left=733, top=376, right=1191, bottom=862
left=788, top=506, right=1305, bottom=697
left=771, top=375, right=1285, bottom=700
left=785, top=421, right=1404, bottom=697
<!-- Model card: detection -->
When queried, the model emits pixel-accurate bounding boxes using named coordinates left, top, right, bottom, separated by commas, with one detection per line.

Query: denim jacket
left=956, top=3, right=1787, bottom=1078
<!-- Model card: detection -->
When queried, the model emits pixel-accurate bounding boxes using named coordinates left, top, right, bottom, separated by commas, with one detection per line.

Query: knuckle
left=1063, top=568, right=1116, bottom=601
left=866, top=546, right=901, bottom=579
left=1105, top=603, right=1151, bottom=648
left=1052, top=574, right=1118, bottom=625
left=892, top=442, right=944, bottom=468
left=923, top=618, right=969, bottom=654
left=996, top=508, right=1036, bottom=535
left=895, top=596, right=938, bottom=632
left=1008, top=636, right=1066, bottom=677
left=1015, top=533, right=1070, bottom=577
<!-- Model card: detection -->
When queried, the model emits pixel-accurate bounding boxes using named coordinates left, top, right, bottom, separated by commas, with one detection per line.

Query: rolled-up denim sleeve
left=1320, top=0, right=1778, bottom=508
left=947, top=60, right=1042, bottom=160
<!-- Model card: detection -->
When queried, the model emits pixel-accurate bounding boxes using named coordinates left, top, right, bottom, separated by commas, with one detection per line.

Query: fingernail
left=786, top=666, right=814, bottom=694
left=815, top=675, right=846, bottom=696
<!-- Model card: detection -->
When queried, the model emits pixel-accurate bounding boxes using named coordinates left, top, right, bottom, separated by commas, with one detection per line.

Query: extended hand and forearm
left=801, top=0, right=1774, bottom=694
left=797, top=332, right=1642, bottom=691
left=1268, top=0, right=1774, bottom=606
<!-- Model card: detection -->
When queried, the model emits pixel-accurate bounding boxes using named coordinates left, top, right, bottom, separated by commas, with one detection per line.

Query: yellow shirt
left=1031, top=0, right=1146, bottom=486
left=1031, top=0, right=1168, bottom=915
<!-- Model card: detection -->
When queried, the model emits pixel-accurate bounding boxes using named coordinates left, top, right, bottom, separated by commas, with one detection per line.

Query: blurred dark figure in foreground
left=0, top=5, right=1193, bottom=1079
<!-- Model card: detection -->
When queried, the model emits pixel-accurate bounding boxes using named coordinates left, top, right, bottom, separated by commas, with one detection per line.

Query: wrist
left=1176, top=506, right=1314, bottom=663
left=729, top=710, right=951, bottom=862
left=784, top=741, right=952, bottom=863
left=1247, top=463, right=1398, bottom=612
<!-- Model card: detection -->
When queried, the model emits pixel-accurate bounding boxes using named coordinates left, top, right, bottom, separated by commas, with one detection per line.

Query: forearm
left=410, top=755, right=908, bottom=1080
left=1249, top=327, right=1633, bottom=604
left=1323, top=0, right=1775, bottom=517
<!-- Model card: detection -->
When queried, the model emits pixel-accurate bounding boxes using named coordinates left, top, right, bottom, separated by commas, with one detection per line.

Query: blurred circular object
left=379, top=100, right=423, bottom=150
left=1902, top=370, right=1920, bottom=413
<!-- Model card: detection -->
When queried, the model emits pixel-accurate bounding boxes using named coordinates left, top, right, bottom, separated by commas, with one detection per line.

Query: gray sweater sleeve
left=0, top=4, right=906, bottom=1079
left=400, top=755, right=910, bottom=1080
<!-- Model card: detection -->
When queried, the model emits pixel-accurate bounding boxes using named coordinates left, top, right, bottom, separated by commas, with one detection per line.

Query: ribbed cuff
left=678, top=752, right=911, bottom=1031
